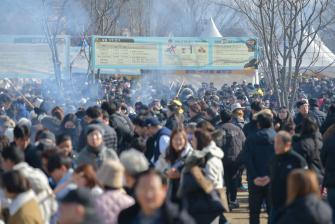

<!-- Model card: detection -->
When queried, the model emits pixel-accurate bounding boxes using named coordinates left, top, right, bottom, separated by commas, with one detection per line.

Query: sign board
left=92, top=36, right=257, bottom=70
left=0, top=35, right=70, bottom=78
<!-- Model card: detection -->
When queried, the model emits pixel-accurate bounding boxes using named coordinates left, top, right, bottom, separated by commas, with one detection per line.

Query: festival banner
left=92, top=36, right=258, bottom=71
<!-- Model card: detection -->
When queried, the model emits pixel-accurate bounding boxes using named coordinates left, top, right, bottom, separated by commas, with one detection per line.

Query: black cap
left=60, top=188, right=94, bottom=207
left=144, top=117, right=160, bottom=127
left=296, top=100, right=308, bottom=108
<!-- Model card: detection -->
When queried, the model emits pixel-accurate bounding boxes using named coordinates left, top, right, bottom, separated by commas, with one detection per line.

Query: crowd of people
left=0, top=76, right=334, bottom=224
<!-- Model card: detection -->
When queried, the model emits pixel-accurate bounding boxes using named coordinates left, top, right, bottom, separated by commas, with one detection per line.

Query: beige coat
left=8, top=190, right=43, bottom=224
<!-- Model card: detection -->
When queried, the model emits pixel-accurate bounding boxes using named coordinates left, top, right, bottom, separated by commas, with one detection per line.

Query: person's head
left=56, top=134, right=73, bottom=156
left=250, top=101, right=263, bottom=114
left=278, top=107, right=289, bottom=120
left=256, top=110, right=273, bottom=129
left=296, top=100, right=309, bottom=115
left=308, top=98, right=319, bottom=108
left=101, top=110, right=109, bottom=126
left=1, top=170, right=30, bottom=199
left=196, top=120, right=215, bottom=133
left=220, top=109, right=232, bottom=123
left=52, top=106, right=64, bottom=121
left=85, top=106, right=102, bottom=124
left=274, top=131, right=292, bottom=155
left=286, top=169, right=320, bottom=205
left=233, top=109, right=244, bottom=119
left=85, top=125, right=104, bottom=149
left=300, top=117, right=318, bottom=136
left=135, top=169, right=167, bottom=216
left=59, top=188, right=99, bottom=224
left=36, top=130, right=56, bottom=146
left=0, top=94, right=12, bottom=110
left=165, top=129, right=188, bottom=163
left=188, top=103, right=201, bottom=118
left=144, top=117, right=161, bottom=137
left=192, top=129, right=212, bottom=150
left=47, top=153, right=72, bottom=183
left=167, top=100, right=183, bottom=118
left=0, top=135, right=9, bottom=151
left=132, top=117, right=146, bottom=137
left=13, top=124, right=30, bottom=150
left=96, top=160, right=124, bottom=189
left=61, top=113, right=77, bottom=129
left=120, top=149, right=149, bottom=189
left=327, top=104, right=335, bottom=116
left=1, top=145, right=25, bottom=171
left=74, top=165, right=100, bottom=189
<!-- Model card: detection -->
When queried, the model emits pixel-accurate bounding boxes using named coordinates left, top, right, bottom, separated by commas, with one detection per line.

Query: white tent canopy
left=200, top=17, right=223, bottom=38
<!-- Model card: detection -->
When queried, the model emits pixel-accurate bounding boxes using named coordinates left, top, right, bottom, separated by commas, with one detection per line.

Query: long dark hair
left=194, top=129, right=212, bottom=150
left=165, top=128, right=188, bottom=163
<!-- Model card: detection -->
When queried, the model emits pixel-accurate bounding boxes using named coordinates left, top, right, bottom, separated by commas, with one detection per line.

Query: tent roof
left=200, top=17, right=223, bottom=38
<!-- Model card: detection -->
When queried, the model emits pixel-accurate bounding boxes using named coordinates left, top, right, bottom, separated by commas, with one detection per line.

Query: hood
left=9, top=190, right=36, bottom=215
left=202, top=141, right=224, bottom=159
left=252, top=128, right=276, bottom=145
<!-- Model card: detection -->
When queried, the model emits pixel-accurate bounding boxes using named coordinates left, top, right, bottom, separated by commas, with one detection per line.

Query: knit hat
left=37, top=130, right=56, bottom=145
left=120, top=149, right=149, bottom=176
left=85, top=124, right=103, bottom=136
left=96, top=160, right=124, bottom=188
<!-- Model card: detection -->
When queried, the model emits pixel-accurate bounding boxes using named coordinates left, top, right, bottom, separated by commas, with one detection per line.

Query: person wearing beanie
left=119, top=149, right=149, bottom=196
left=76, top=125, right=118, bottom=169
left=78, top=106, right=117, bottom=153
left=95, top=160, right=135, bottom=224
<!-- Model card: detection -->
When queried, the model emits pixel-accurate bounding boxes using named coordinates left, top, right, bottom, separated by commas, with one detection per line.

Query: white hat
left=230, top=103, right=245, bottom=112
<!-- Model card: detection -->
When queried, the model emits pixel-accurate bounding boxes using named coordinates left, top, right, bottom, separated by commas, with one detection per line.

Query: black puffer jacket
left=118, top=202, right=195, bottom=224
left=293, top=132, right=324, bottom=183
left=270, top=150, right=307, bottom=210
left=277, top=194, right=332, bottom=224
left=242, top=120, right=258, bottom=138
left=215, top=122, right=246, bottom=165
left=244, top=128, right=276, bottom=184
left=309, top=106, right=326, bottom=128
left=320, top=113, right=335, bottom=134
left=321, top=132, right=335, bottom=188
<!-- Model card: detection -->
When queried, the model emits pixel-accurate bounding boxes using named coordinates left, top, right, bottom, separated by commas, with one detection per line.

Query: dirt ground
left=225, top=191, right=269, bottom=224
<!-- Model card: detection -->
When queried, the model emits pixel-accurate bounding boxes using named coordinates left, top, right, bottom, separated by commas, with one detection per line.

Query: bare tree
left=218, top=0, right=335, bottom=109
left=41, top=0, right=70, bottom=86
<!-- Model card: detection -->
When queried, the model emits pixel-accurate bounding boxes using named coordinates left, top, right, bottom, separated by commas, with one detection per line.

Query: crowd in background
left=0, top=76, right=334, bottom=224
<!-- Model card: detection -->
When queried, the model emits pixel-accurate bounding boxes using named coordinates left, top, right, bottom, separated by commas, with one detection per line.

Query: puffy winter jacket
left=277, top=194, right=332, bottom=224
left=244, top=128, right=276, bottom=184
left=293, top=132, right=324, bottom=183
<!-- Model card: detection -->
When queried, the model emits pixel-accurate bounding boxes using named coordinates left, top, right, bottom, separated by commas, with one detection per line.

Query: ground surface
left=225, top=190, right=268, bottom=224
